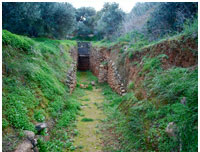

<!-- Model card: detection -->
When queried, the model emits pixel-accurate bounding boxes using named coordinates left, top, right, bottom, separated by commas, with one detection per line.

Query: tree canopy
left=2, top=2, right=198, bottom=40
left=3, top=2, right=77, bottom=39
left=75, top=7, right=96, bottom=39
left=94, top=3, right=125, bottom=39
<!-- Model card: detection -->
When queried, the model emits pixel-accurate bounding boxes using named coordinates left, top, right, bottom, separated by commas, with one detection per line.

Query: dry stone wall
left=90, top=47, right=126, bottom=95
left=90, top=47, right=104, bottom=77
left=66, top=47, right=78, bottom=94
left=107, top=60, right=126, bottom=95
left=66, top=62, right=77, bottom=94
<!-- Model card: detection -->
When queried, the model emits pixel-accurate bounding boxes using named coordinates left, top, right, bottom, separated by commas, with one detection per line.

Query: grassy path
left=72, top=72, right=106, bottom=152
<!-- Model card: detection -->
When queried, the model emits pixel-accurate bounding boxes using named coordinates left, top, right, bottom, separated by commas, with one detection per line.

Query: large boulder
left=165, top=122, right=177, bottom=138
left=24, top=130, right=35, bottom=140
left=15, top=140, right=33, bottom=152
left=91, top=81, right=95, bottom=86
left=181, top=97, right=187, bottom=105
left=35, top=123, right=47, bottom=132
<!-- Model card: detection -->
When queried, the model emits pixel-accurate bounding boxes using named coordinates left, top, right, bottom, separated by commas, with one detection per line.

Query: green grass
left=76, top=71, right=98, bottom=91
left=2, top=30, right=79, bottom=151
left=101, top=65, right=197, bottom=151
left=141, top=54, right=168, bottom=74
left=144, top=67, right=198, bottom=151
left=92, top=31, right=149, bottom=50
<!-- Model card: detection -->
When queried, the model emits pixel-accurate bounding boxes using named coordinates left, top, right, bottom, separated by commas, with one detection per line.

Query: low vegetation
left=101, top=64, right=197, bottom=151
left=2, top=30, right=82, bottom=151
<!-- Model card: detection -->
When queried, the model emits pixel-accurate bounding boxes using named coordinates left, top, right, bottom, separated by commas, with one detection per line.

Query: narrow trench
left=72, top=42, right=106, bottom=151
left=72, top=72, right=105, bottom=152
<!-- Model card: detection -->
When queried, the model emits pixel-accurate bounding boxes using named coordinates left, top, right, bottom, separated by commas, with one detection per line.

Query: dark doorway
left=78, top=42, right=90, bottom=71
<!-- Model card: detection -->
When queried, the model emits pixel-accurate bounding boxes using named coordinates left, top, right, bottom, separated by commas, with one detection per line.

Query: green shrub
left=48, top=96, right=64, bottom=118
left=85, top=84, right=93, bottom=90
left=57, top=111, right=75, bottom=128
left=142, top=54, right=168, bottom=73
left=128, top=51, right=134, bottom=59
left=146, top=67, right=197, bottom=103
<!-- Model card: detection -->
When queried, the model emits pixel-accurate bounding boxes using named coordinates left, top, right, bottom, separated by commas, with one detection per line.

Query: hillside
left=2, top=30, right=81, bottom=151
left=90, top=30, right=198, bottom=151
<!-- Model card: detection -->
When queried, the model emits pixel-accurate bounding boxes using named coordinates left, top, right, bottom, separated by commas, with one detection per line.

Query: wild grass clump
left=81, top=118, right=94, bottom=122
left=145, top=67, right=197, bottom=104
left=37, top=137, right=73, bottom=152
left=92, top=40, right=116, bottom=48
left=101, top=84, right=146, bottom=151
left=142, top=54, right=168, bottom=73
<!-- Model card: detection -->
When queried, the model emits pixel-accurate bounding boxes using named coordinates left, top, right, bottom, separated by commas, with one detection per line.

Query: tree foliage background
left=3, top=2, right=77, bottom=39
left=94, top=2, right=125, bottom=39
left=146, top=2, right=198, bottom=40
left=75, top=7, right=96, bottom=38
left=2, top=2, right=198, bottom=40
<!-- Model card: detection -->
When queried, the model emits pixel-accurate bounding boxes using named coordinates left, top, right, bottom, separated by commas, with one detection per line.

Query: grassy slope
left=101, top=67, right=197, bottom=152
left=2, top=30, right=82, bottom=151
left=95, top=19, right=198, bottom=152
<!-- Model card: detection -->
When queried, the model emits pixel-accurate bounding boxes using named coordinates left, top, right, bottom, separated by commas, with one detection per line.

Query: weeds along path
left=72, top=72, right=106, bottom=152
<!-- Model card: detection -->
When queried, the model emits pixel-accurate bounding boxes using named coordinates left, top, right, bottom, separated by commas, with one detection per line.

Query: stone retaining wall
left=90, top=47, right=103, bottom=77
left=66, top=47, right=78, bottom=94
left=66, top=62, right=77, bottom=94
left=107, top=60, right=126, bottom=95
left=90, top=47, right=126, bottom=95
